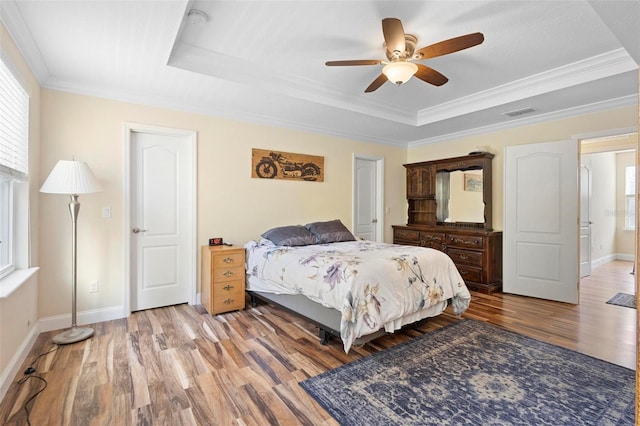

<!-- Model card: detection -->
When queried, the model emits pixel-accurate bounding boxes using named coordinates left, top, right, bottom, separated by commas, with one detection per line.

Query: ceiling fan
left=325, top=18, right=484, bottom=93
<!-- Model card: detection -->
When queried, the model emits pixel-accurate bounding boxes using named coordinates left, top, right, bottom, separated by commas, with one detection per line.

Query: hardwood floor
left=0, top=260, right=635, bottom=425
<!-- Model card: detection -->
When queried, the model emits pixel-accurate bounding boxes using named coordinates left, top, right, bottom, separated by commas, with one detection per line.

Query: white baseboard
left=0, top=323, right=40, bottom=403
left=591, top=253, right=635, bottom=269
left=38, top=305, right=127, bottom=333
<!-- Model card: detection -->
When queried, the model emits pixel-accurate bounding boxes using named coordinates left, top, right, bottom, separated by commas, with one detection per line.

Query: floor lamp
left=40, top=160, right=102, bottom=344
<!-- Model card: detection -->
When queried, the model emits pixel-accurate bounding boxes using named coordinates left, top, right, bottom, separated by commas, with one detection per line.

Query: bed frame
left=248, top=290, right=386, bottom=345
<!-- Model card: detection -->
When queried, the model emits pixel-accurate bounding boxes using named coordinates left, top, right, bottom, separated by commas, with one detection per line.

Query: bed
left=245, top=220, right=471, bottom=353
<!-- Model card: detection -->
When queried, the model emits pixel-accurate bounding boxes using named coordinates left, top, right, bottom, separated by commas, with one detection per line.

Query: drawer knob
left=223, top=298, right=233, bottom=304
left=459, top=254, right=469, bottom=260
left=223, top=284, right=234, bottom=291
left=223, top=271, right=234, bottom=277
left=223, top=257, right=234, bottom=263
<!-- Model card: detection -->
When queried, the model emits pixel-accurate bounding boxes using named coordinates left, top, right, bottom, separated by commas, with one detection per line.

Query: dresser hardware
left=223, top=284, right=234, bottom=291
left=223, top=257, right=233, bottom=263
left=223, top=298, right=233, bottom=304
left=223, top=271, right=234, bottom=277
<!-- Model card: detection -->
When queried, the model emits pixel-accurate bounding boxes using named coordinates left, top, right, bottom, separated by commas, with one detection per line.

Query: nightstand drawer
left=212, top=294, right=245, bottom=313
left=448, top=248, right=483, bottom=267
left=213, top=279, right=243, bottom=294
left=212, top=266, right=243, bottom=282
left=202, top=246, right=246, bottom=315
left=212, top=253, right=244, bottom=268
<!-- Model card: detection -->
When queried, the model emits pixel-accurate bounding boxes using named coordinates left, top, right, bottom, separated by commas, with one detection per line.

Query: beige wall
left=38, top=89, right=407, bottom=318
left=407, top=106, right=639, bottom=231
left=0, top=23, right=41, bottom=383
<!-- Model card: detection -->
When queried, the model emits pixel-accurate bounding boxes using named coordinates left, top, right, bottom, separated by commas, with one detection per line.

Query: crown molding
left=0, top=1, right=49, bottom=84
left=168, top=42, right=416, bottom=126
left=415, top=49, right=637, bottom=126
left=408, top=94, right=638, bottom=148
left=42, top=76, right=406, bottom=147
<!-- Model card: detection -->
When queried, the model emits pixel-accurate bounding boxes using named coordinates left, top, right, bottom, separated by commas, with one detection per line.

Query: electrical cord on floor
left=16, top=345, right=59, bottom=426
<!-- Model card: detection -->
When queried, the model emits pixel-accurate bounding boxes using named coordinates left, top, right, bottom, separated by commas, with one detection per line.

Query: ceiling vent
left=503, top=107, right=535, bottom=117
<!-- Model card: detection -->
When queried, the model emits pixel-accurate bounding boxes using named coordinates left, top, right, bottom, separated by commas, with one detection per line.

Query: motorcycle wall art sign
left=251, top=148, right=324, bottom=182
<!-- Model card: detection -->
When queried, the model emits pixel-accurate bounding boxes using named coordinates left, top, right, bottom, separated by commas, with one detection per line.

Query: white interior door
left=504, top=140, right=579, bottom=303
left=579, top=164, right=592, bottom=277
left=353, top=156, right=383, bottom=241
left=128, top=125, right=196, bottom=311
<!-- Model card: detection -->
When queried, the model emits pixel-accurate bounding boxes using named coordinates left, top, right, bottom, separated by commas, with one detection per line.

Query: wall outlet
left=89, top=280, right=99, bottom=293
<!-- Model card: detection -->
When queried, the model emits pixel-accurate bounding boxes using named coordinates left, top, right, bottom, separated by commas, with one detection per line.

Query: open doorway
left=580, top=133, right=637, bottom=280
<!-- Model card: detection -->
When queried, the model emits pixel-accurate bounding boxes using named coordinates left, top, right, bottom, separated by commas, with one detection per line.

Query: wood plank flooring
left=0, top=260, right=635, bottom=425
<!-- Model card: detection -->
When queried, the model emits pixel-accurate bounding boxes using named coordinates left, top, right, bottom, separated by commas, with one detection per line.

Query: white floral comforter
left=245, top=239, right=471, bottom=352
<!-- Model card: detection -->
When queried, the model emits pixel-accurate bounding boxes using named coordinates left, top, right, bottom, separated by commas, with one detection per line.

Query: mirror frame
left=433, top=152, right=494, bottom=230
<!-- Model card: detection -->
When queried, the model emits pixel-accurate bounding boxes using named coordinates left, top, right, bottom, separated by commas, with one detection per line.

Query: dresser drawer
left=448, top=248, right=483, bottom=267
left=456, top=265, right=482, bottom=283
left=212, top=265, right=244, bottom=283
left=447, top=234, right=483, bottom=249
left=420, top=232, right=446, bottom=244
left=394, top=228, right=420, bottom=242
left=212, top=252, right=244, bottom=268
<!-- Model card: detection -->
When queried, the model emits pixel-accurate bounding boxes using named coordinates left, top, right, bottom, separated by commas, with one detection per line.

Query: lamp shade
left=40, top=160, right=102, bottom=194
left=382, top=61, right=418, bottom=85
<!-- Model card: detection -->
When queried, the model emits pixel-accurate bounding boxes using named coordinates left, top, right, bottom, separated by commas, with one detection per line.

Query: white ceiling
left=2, top=0, right=639, bottom=147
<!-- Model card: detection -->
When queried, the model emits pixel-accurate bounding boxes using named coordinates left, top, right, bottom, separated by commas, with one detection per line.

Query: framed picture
left=464, top=173, right=483, bottom=192
left=251, top=148, right=324, bottom=182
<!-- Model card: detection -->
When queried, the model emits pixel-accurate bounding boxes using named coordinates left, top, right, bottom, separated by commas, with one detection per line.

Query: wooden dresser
left=393, top=225, right=502, bottom=293
left=201, top=245, right=245, bottom=315
left=394, top=152, right=503, bottom=293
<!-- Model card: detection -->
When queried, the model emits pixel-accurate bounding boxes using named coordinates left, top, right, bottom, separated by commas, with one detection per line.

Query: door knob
left=132, top=227, right=147, bottom=234
left=372, top=218, right=378, bottom=223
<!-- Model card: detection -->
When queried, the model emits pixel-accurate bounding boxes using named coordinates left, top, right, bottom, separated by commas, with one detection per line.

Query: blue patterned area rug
left=300, top=320, right=635, bottom=425
left=606, top=292, right=636, bottom=309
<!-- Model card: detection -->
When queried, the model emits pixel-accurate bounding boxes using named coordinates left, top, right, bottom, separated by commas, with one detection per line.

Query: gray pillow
left=261, top=225, right=317, bottom=246
left=305, top=219, right=355, bottom=244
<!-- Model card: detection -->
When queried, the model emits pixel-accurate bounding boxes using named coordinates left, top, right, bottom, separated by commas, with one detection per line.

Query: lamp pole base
left=52, top=326, right=94, bottom=345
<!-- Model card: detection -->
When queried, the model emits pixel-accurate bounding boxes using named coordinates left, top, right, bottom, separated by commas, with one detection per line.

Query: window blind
left=0, top=58, right=29, bottom=181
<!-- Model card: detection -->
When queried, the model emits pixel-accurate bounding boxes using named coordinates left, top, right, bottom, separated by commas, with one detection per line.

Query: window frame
left=0, top=55, right=29, bottom=280
left=624, top=165, right=635, bottom=231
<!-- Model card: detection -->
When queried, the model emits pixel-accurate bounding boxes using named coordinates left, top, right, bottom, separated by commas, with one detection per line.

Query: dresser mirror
left=435, top=169, right=485, bottom=224
left=403, top=152, right=494, bottom=230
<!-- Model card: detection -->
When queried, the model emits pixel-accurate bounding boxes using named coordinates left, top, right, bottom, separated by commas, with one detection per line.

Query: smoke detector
left=187, top=9, right=209, bottom=26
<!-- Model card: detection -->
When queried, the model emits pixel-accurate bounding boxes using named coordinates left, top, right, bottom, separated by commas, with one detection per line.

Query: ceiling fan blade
left=414, top=64, right=449, bottom=86
left=382, top=18, right=406, bottom=55
left=325, top=60, right=382, bottom=66
left=415, top=32, right=485, bottom=60
left=364, top=74, right=388, bottom=93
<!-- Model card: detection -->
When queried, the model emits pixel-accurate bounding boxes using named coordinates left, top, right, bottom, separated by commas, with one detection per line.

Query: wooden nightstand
left=201, top=245, right=245, bottom=315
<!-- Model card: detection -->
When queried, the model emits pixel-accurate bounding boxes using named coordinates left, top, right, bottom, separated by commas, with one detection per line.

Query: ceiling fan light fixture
left=382, top=61, right=418, bottom=85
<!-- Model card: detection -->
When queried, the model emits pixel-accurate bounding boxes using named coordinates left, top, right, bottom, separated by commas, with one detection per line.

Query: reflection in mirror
left=436, top=170, right=485, bottom=223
